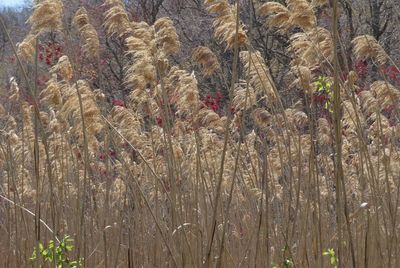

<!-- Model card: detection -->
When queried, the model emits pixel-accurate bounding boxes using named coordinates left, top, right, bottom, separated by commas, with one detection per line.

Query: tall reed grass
left=0, top=0, right=399, bottom=267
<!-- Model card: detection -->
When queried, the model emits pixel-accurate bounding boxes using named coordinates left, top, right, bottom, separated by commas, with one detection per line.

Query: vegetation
left=0, top=0, right=399, bottom=267
left=30, top=235, right=83, bottom=268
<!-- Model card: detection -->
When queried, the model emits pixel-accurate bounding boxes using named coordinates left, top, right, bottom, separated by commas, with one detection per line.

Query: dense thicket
left=0, top=0, right=399, bottom=267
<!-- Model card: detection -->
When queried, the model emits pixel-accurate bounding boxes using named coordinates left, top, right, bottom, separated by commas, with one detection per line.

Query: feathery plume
left=73, top=7, right=100, bottom=58
left=154, top=17, right=180, bottom=57
left=125, top=23, right=157, bottom=93
left=290, top=65, right=313, bottom=92
left=352, top=35, right=388, bottom=65
left=126, top=19, right=180, bottom=103
left=370, top=81, right=400, bottom=109
left=51, top=55, right=73, bottom=81
left=192, top=46, right=221, bottom=77
left=60, top=80, right=103, bottom=151
left=258, top=0, right=316, bottom=31
left=317, top=118, right=332, bottom=146
left=287, top=0, right=316, bottom=30
left=111, top=106, right=145, bottom=150
left=40, top=74, right=63, bottom=110
left=232, top=80, right=257, bottom=112
left=258, top=2, right=290, bottom=30
left=359, top=90, right=378, bottom=116
left=27, top=0, right=63, bottom=34
left=204, top=0, right=248, bottom=49
left=170, top=68, right=201, bottom=117
left=103, top=0, right=132, bottom=36
left=16, top=34, right=37, bottom=62
left=240, top=50, right=277, bottom=104
left=290, top=27, right=333, bottom=69
left=9, top=77, right=20, bottom=102
left=251, top=108, right=271, bottom=129
left=195, top=107, right=225, bottom=133
left=342, top=100, right=364, bottom=141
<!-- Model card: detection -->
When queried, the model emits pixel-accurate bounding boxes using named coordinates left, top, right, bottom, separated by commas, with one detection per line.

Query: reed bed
left=0, top=0, right=399, bottom=267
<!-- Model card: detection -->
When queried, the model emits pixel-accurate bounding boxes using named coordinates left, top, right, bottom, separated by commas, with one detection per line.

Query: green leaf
left=30, top=249, right=37, bottom=261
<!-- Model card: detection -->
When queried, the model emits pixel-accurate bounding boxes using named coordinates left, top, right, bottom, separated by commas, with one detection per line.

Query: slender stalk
left=204, top=1, right=241, bottom=266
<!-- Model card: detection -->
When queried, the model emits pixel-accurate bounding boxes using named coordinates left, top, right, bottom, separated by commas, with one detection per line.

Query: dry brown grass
left=0, top=0, right=400, bottom=267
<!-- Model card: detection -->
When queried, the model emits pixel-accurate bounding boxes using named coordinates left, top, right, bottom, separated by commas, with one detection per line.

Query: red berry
left=156, top=117, right=163, bottom=127
left=112, top=99, right=125, bottom=107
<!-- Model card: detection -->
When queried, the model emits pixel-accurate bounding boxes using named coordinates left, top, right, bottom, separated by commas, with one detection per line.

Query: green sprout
left=323, top=248, right=338, bottom=268
left=30, top=235, right=83, bottom=268
left=314, top=75, right=333, bottom=113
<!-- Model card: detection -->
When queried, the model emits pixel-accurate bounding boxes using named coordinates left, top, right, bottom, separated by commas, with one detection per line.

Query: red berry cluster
left=355, top=60, right=367, bottom=78
left=313, top=94, right=329, bottom=103
left=355, top=60, right=399, bottom=82
left=7, top=56, right=16, bottom=64
left=156, top=116, right=163, bottom=127
left=381, top=65, right=400, bottom=81
left=203, top=90, right=223, bottom=112
left=112, top=99, right=125, bottom=107
left=99, top=149, right=116, bottom=161
left=38, top=42, right=62, bottom=66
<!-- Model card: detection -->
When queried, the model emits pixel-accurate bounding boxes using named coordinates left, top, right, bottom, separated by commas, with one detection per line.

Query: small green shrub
left=30, top=235, right=83, bottom=268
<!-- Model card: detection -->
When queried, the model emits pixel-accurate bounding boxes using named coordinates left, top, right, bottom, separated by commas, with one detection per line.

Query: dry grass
left=0, top=0, right=400, bottom=267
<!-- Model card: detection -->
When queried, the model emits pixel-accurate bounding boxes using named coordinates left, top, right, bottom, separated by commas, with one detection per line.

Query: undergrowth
left=0, top=0, right=399, bottom=267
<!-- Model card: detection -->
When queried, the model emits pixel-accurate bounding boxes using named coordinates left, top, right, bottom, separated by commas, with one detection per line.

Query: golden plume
left=204, top=0, right=248, bottom=49
left=195, top=107, right=225, bottom=133
left=60, top=80, right=103, bottom=151
left=258, top=0, right=316, bottom=31
left=258, top=2, right=290, bottom=30
left=287, top=0, right=316, bottom=30
left=40, top=74, right=63, bottom=110
left=370, top=81, right=400, bottom=109
left=192, top=46, right=221, bottom=77
left=103, top=0, right=132, bottom=36
left=51, top=55, right=73, bottom=81
left=359, top=90, right=378, bottom=116
left=27, top=0, right=63, bottom=34
left=290, top=65, right=313, bottom=92
left=232, top=80, right=257, bottom=112
left=9, top=77, right=20, bottom=102
left=125, top=22, right=157, bottom=93
left=111, top=106, right=145, bottom=150
left=290, top=27, right=333, bottom=69
left=16, top=34, right=37, bottom=62
left=73, top=7, right=100, bottom=58
left=154, top=17, right=180, bottom=57
left=317, top=118, right=332, bottom=146
left=251, top=108, right=271, bottom=129
left=168, top=68, right=201, bottom=118
left=352, top=35, right=388, bottom=65
left=240, top=50, right=277, bottom=105
left=126, top=18, right=180, bottom=105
